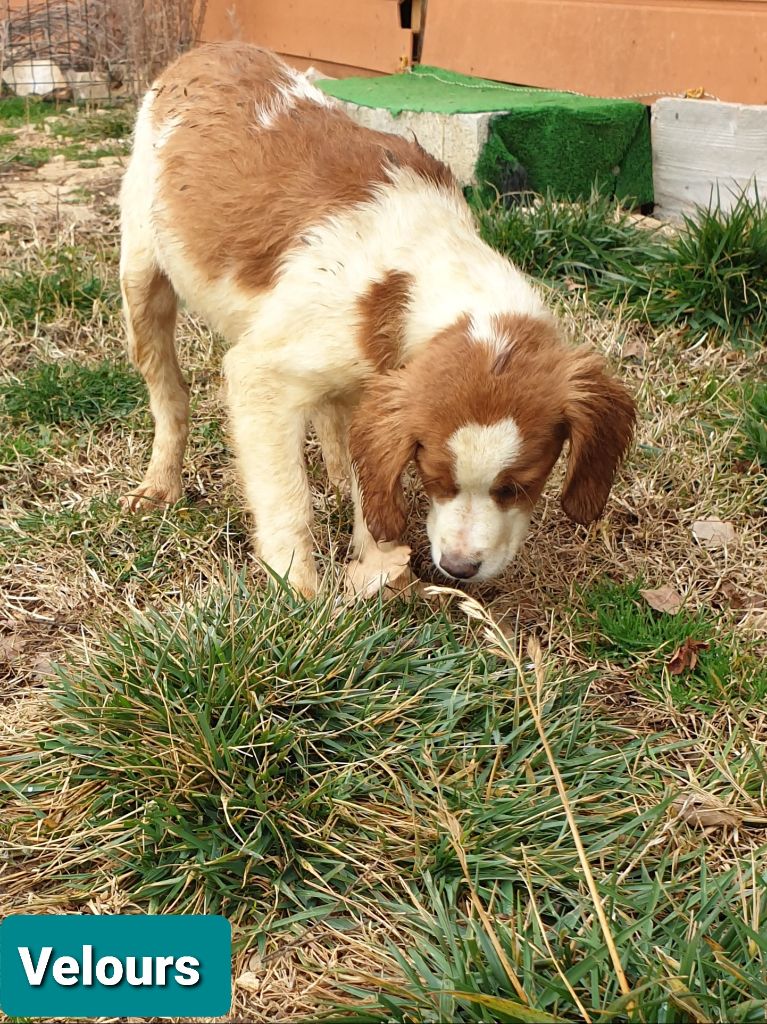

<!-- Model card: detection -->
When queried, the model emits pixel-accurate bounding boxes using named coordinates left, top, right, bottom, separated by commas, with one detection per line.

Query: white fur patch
left=254, top=69, right=334, bottom=130
left=154, top=114, right=182, bottom=150
left=250, top=166, right=547, bottom=382
left=448, top=419, right=522, bottom=491
left=469, top=313, right=507, bottom=361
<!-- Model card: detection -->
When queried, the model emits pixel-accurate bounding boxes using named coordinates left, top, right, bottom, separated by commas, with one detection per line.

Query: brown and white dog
left=120, top=42, right=636, bottom=597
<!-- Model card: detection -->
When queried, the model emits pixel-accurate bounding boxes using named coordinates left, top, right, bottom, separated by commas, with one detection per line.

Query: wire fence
left=0, top=0, right=207, bottom=102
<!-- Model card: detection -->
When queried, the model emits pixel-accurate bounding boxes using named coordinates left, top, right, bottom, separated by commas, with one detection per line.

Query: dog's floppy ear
left=561, top=348, right=636, bottom=525
left=349, top=370, right=417, bottom=542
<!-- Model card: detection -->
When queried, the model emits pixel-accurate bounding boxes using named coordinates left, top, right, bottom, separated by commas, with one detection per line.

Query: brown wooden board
left=421, top=0, right=767, bottom=105
left=203, top=0, right=413, bottom=74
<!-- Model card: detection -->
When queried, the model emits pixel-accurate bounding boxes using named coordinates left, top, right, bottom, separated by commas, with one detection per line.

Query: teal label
left=0, top=914, right=231, bottom=1017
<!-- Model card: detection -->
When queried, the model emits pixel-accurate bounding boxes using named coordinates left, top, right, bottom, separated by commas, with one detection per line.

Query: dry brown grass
left=1, top=0, right=208, bottom=93
left=1, top=120, right=766, bottom=1022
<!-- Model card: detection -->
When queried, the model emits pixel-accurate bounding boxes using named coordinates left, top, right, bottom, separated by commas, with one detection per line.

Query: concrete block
left=652, top=98, right=767, bottom=219
left=2, top=59, right=67, bottom=97
left=339, top=102, right=491, bottom=185
left=67, top=71, right=114, bottom=103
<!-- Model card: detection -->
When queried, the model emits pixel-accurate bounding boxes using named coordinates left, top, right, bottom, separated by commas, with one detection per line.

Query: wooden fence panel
left=203, top=0, right=413, bottom=75
left=421, top=0, right=767, bottom=105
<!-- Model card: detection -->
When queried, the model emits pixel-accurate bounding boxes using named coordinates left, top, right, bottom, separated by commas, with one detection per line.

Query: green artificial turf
left=320, top=66, right=653, bottom=205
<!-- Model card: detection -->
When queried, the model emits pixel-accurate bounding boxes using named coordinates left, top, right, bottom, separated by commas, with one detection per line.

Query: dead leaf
left=32, top=656, right=56, bottom=679
left=344, top=543, right=413, bottom=599
left=0, top=632, right=26, bottom=665
left=719, top=582, right=767, bottom=611
left=640, top=585, right=683, bottom=615
left=667, top=637, right=709, bottom=675
left=670, top=790, right=742, bottom=830
left=235, top=971, right=260, bottom=993
left=731, top=458, right=762, bottom=476
left=621, top=337, right=647, bottom=361
left=718, top=581, right=746, bottom=608
left=692, top=518, right=737, bottom=548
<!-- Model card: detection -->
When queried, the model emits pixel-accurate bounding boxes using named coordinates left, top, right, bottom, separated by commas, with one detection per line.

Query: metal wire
left=0, top=0, right=207, bottom=101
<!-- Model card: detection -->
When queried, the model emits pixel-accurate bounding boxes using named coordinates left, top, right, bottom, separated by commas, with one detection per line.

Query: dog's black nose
left=439, top=556, right=482, bottom=580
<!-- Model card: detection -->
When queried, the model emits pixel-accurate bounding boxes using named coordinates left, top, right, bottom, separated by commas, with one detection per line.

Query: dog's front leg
left=224, top=353, right=318, bottom=598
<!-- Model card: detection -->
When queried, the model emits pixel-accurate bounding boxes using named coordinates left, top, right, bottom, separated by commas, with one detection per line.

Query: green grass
left=2, top=145, right=54, bottom=168
left=477, top=190, right=767, bottom=344
left=0, top=423, right=63, bottom=469
left=609, top=191, right=767, bottom=343
left=739, top=382, right=767, bottom=467
left=0, top=360, right=143, bottom=426
left=0, top=496, right=245, bottom=586
left=4, top=141, right=128, bottom=169
left=474, top=189, right=661, bottom=299
left=0, top=247, right=117, bottom=327
left=0, top=102, right=131, bottom=169
left=4, top=580, right=766, bottom=1021
left=0, top=97, right=131, bottom=134
left=0, top=95, right=64, bottom=127
left=576, top=578, right=767, bottom=708
left=50, top=107, right=132, bottom=143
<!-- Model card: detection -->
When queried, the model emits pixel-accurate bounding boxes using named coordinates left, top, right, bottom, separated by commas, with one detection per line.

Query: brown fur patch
left=357, top=270, right=413, bottom=373
left=350, top=313, right=635, bottom=540
left=148, top=43, right=456, bottom=295
left=560, top=347, right=637, bottom=524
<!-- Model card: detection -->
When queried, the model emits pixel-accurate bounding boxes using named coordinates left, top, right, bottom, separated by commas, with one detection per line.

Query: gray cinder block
left=339, top=102, right=491, bottom=186
left=652, top=98, right=767, bottom=219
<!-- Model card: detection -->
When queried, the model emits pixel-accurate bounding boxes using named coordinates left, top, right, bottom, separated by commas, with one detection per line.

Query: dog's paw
left=344, top=542, right=413, bottom=600
left=122, top=478, right=183, bottom=512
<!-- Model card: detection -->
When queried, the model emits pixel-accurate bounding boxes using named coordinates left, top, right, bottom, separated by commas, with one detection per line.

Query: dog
left=119, top=42, right=636, bottom=597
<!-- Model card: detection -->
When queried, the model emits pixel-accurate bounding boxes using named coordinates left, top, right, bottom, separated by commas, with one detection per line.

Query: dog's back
left=121, top=43, right=456, bottom=338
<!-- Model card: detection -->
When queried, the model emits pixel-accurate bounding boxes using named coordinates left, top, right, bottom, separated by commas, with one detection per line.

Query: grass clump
left=739, top=382, right=767, bottom=467
left=0, top=98, right=131, bottom=135
left=0, top=360, right=143, bottom=426
left=3, top=580, right=766, bottom=1021
left=612, top=191, right=767, bottom=343
left=0, top=246, right=116, bottom=327
left=338, top=863, right=767, bottom=1023
left=577, top=578, right=767, bottom=708
left=2, top=145, right=54, bottom=168
left=477, top=190, right=767, bottom=344
left=474, top=189, right=661, bottom=295
left=0, top=423, right=62, bottom=472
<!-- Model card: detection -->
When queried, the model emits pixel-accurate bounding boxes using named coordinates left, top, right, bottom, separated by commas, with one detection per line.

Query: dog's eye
left=491, top=483, right=520, bottom=503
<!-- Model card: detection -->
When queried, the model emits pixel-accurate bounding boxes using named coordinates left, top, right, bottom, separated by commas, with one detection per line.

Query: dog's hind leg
left=312, top=398, right=354, bottom=494
left=121, top=241, right=188, bottom=511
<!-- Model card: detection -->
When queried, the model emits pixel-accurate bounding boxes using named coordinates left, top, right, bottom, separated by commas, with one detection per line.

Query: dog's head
left=349, top=314, right=636, bottom=581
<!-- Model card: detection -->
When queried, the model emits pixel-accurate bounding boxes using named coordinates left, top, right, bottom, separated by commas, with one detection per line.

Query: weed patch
left=2, top=145, right=53, bottom=168
left=0, top=96, right=63, bottom=127
left=0, top=423, right=62, bottom=471
left=577, top=578, right=767, bottom=707
left=0, top=247, right=116, bottom=327
left=50, top=108, right=133, bottom=144
left=739, top=382, right=767, bottom=467
left=0, top=360, right=143, bottom=426
left=477, top=190, right=767, bottom=344
left=475, top=189, right=661, bottom=296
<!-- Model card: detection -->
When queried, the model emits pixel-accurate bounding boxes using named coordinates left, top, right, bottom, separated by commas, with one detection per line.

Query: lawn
left=1, top=99, right=766, bottom=1023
